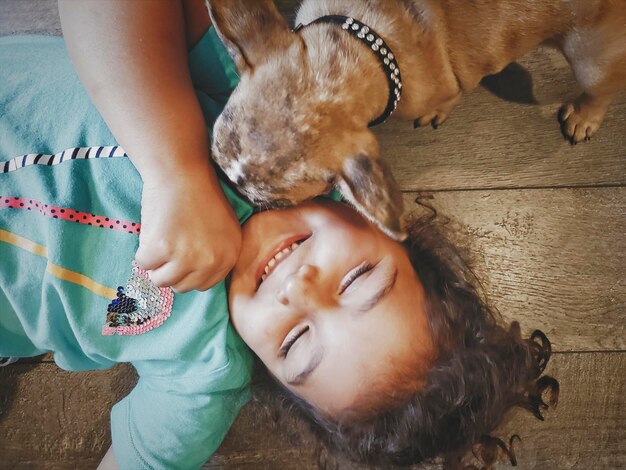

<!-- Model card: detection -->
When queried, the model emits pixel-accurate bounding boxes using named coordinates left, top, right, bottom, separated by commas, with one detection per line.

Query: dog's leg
left=558, top=17, right=626, bottom=143
left=413, top=91, right=463, bottom=129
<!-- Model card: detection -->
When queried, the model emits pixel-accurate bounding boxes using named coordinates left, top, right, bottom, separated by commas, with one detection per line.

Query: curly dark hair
left=251, top=210, right=559, bottom=469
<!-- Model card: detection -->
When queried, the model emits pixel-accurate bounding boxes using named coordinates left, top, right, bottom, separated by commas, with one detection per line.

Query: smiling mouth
left=256, top=234, right=311, bottom=288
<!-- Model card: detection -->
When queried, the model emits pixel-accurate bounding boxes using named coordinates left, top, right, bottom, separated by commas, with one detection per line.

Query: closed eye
left=338, top=261, right=374, bottom=295
left=279, top=325, right=310, bottom=357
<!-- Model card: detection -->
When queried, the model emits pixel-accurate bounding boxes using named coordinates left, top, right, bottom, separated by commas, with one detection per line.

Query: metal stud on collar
left=293, top=15, right=403, bottom=127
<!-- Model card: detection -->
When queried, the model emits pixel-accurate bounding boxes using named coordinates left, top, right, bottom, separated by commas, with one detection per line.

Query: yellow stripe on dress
left=0, top=228, right=48, bottom=257
left=0, top=228, right=116, bottom=298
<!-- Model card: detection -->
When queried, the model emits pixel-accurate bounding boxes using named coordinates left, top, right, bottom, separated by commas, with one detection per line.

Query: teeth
left=260, top=240, right=304, bottom=284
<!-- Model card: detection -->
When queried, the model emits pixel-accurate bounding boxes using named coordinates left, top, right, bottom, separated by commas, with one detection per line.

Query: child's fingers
left=171, top=266, right=230, bottom=293
left=135, top=245, right=168, bottom=271
left=147, top=262, right=188, bottom=288
left=170, top=272, right=200, bottom=294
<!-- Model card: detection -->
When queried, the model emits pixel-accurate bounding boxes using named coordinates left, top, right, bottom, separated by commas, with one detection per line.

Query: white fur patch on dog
left=562, top=29, right=604, bottom=89
left=562, top=25, right=625, bottom=90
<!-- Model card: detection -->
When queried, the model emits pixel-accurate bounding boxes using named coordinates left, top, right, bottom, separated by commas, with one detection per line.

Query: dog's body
left=297, top=0, right=626, bottom=132
left=208, top=0, right=626, bottom=239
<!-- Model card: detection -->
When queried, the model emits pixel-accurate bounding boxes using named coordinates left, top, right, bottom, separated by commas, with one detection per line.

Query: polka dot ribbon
left=1, top=196, right=141, bottom=235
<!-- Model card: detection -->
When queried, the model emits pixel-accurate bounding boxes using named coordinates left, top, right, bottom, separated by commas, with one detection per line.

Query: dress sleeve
left=110, top=357, right=250, bottom=470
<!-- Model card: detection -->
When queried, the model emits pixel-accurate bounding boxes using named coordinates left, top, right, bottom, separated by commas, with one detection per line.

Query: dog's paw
left=413, top=112, right=448, bottom=130
left=413, top=93, right=462, bottom=130
left=558, top=96, right=609, bottom=144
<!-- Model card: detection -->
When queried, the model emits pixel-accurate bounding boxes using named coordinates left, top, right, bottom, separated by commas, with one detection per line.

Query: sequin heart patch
left=102, top=262, right=174, bottom=336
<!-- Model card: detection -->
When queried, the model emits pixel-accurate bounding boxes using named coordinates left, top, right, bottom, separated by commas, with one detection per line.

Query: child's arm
left=58, top=0, right=241, bottom=292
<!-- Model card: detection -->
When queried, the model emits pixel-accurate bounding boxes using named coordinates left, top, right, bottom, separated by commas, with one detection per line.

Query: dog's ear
left=336, top=145, right=406, bottom=241
left=206, top=0, right=293, bottom=74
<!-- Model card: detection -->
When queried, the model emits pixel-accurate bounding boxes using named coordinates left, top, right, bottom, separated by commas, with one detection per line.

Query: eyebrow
left=286, top=268, right=398, bottom=387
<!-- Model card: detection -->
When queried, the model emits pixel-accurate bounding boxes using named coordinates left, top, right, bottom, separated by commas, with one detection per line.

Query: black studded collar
left=293, top=15, right=402, bottom=127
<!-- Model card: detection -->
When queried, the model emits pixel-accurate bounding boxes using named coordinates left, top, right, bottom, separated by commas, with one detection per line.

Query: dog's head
left=207, top=0, right=405, bottom=240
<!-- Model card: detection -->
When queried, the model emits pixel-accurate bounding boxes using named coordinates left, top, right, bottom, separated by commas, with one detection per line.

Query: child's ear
left=336, top=137, right=406, bottom=241
left=206, top=0, right=293, bottom=74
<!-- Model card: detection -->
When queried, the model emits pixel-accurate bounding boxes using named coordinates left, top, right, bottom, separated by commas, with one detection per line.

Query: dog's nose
left=234, top=175, right=245, bottom=186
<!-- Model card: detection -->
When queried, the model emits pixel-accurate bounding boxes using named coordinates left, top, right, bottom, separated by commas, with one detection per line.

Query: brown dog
left=207, top=0, right=626, bottom=239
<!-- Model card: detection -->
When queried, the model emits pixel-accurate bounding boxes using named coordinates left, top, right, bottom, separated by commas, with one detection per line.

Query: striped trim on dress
left=1, top=146, right=127, bottom=174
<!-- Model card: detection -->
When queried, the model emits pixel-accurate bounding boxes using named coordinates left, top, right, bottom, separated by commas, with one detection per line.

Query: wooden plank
left=492, top=352, right=626, bottom=470
left=0, top=0, right=61, bottom=36
left=0, top=363, right=136, bottom=469
left=379, top=47, right=626, bottom=191
left=272, top=3, right=626, bottom=192
left=402, top=187, right=626, bottom=352
left=0, top=0, right=297, bottom=36
left=1, top=354, right=623, bottom=469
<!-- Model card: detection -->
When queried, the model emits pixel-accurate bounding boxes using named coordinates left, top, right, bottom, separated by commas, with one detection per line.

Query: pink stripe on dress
left=1, top=196, right=141, bottom=235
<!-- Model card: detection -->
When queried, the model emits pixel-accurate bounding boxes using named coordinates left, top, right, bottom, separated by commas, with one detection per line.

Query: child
left=0, top=19, right=252, bottom=470
left=0, top=3, right=557, bottom=470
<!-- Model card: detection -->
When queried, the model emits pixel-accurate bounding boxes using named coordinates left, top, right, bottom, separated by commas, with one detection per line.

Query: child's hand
left=135, top=167, right=242, bottom=293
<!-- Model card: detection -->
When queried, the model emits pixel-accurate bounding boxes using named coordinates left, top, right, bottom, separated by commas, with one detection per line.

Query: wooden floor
left=1, top=1, right=624, bottom=469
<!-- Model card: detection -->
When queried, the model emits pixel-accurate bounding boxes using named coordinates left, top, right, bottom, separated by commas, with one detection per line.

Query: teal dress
left=0, top=29, right=253, bottom=469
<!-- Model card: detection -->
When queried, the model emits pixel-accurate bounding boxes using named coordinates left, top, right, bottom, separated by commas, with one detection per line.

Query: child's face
left=229, top=200, right=432, bottom=416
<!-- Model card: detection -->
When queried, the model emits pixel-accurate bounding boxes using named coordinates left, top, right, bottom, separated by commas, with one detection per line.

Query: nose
left=276, top=264, right=326, bottom=308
